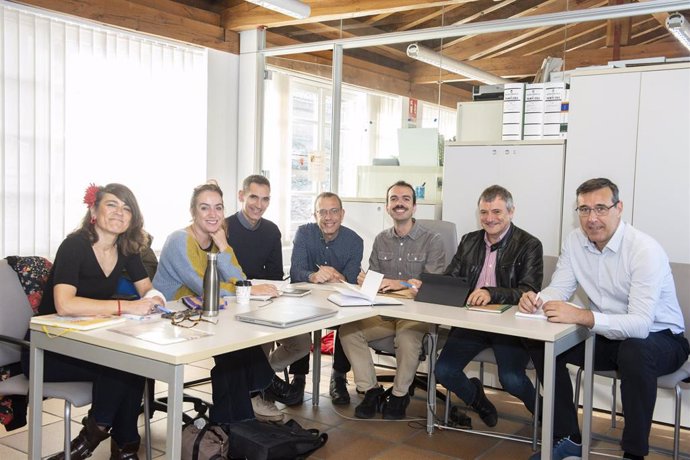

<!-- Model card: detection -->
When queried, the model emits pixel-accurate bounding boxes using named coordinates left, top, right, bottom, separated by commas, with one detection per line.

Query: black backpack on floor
left=226, top=418, right=328, bottom=460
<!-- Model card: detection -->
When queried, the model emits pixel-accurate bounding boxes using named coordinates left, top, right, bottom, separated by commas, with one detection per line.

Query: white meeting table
left=376, top=300, right=595, bottom=460
left=28, top=289, right=594, bottom=460
left=28, top=290, right=377, bottom=460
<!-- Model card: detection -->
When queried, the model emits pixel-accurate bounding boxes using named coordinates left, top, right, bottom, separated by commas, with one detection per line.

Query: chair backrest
left=671, top=262, right=690, bottom=334
left=0, top=259, right=34, bottom=367
left=415, top=219, right=458, bottom=267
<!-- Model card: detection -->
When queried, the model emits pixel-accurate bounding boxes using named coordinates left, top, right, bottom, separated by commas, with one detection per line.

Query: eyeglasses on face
left=316, top=208, right=341, bottom=218
left=575, top=201, right=618, bottom=217
left=170, top=310, right=218, bottom=328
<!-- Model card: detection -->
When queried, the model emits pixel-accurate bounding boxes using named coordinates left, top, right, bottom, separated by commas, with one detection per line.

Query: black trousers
left=288, top=328, right=351, bottom=375
left=21, top=334, right=145, bottom=446
left=210, top=345, right=274, bottom=423
left=526, top=330, right=689, bottom=456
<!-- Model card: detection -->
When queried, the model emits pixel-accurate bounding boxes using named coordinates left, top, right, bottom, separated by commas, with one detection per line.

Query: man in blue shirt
left=519, top=178, right=689, bottom=460
left=291, top=191, right=364, bottom=405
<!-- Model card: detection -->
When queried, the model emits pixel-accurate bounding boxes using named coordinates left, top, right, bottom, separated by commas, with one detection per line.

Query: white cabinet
left=566, top=64, right=690, bottom=264
left=442, top=141, right=566, bottom=257
left=342, top=198, right=441, bottom=270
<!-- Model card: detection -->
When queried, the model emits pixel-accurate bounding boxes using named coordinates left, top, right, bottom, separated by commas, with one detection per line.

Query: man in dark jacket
left=435, top=185, right=543, bottom=427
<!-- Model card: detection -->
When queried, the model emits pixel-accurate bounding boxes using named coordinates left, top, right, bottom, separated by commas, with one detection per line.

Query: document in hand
left=328, top=270, right=403, bottom=307
left=514, top=301, right=582, bottom=320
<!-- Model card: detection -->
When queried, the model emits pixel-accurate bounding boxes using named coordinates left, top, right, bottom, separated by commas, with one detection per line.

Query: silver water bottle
left=202, top=252, right=219, bottom=317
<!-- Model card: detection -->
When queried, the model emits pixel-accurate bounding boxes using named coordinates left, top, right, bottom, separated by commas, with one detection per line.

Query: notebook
left=235, top=304, right=337, bottom=328
left=415, top=273, right=472, bottom=307
left=327, top=270, right=402, bottom=307
left=31, top=314, right=127, bottom=331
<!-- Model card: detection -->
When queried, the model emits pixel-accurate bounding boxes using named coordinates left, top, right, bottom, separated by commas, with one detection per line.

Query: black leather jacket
left=444, top=224, right=543, bottom=305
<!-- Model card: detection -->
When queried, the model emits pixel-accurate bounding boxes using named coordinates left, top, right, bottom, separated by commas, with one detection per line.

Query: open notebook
left=327, top=271, right=402, bottom=307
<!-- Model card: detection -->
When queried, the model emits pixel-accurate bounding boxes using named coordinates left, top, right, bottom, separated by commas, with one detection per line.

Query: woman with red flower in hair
left=21, top=183, right=164, bottom=460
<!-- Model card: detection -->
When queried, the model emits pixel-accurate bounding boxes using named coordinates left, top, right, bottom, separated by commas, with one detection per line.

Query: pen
left=534, top=291, right=541, bottom=309
left=400, top=281, right=413, bottom=288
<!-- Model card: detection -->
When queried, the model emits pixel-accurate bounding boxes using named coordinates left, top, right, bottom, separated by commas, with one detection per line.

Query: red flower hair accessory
left=83, top=183, right=100, bottom=208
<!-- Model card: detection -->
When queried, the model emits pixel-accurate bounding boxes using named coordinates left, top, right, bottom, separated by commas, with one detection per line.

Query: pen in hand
left=533, top=291, right=541, bottom=312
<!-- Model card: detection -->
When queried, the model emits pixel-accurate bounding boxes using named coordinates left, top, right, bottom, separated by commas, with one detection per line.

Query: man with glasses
left=339, top=180, right=446, bottom=420
left=519, top=177, right=689, bottom=460
left=435, top=185, right=543, bottom=427
left=226, top=175, right=308, bottom=409
left=290, top=191, right=364, bottom=405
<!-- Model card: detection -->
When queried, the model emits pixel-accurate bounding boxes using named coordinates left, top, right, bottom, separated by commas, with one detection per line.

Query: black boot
left=470, top=377, right=497, bottom=427
left=46, top=415, right=110, bottom=460
left=354, top=386, right=385, bottom=419
left=110, top=438, right=140, bottom=460
left=265, top=375, right=303, bottom=406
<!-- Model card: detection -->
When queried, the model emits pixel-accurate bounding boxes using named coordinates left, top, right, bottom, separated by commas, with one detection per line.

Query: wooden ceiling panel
left=15, top=0, right=690, bottom=105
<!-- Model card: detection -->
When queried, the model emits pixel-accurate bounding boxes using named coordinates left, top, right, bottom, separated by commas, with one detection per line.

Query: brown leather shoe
left=46, top=415, right=110, bottom=460
left=110, top=438, right=140, bottom=460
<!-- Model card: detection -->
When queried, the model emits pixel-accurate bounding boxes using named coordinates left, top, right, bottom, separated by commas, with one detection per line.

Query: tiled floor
left=1, top=354, right=688, bottom=459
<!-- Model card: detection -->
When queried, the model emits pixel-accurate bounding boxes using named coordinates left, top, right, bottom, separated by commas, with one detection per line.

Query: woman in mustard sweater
left=154, top=182, right=282, bottom=424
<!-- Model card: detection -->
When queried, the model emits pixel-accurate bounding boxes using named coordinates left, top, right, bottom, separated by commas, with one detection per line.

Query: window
left=0, top=4, right=207, bottom=257
left=262, top=70, right=403, bottom=243
left=420, top=101, right=457, bottom=142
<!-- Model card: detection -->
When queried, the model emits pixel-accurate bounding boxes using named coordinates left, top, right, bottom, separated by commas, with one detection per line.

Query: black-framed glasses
left=575, top=201, right=619, bottom=217
left=316, top=208, right=341, bottom=218
left=169, top=310, right=218, bottom=328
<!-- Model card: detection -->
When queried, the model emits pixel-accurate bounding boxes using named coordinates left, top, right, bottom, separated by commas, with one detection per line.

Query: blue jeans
left=436, top=327, right=536, bottom=413
left=526, top=330, right=690, bottom=456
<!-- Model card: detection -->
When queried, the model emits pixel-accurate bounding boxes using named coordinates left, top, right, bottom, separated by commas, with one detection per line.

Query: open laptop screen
left=415, top=273, right=471, bottom=307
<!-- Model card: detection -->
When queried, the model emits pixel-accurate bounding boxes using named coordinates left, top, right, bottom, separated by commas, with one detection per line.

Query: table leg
left=165, top=365, right=184, bottom=460
left=426, top=324, right=438, bottom=435
left=312, top=329, right=322, bottom=407
left=28, top=338, right=44, bottom=460
left=541, top=342, right=556, bottom=460
left=581, top=332, right=595, bottom=460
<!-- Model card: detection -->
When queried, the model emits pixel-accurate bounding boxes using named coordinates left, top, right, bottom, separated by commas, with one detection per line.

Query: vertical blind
left=0, top=2, right=207, bottom=258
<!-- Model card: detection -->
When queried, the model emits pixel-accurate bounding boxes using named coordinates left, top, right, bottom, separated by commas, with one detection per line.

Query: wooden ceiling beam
left=220, top=0, right=479, bottom=31
left=408, top=40, right=689, bottom=83
left=266, top=55, right=469, bottom=108
left=15, top=0, right=239, bottom=53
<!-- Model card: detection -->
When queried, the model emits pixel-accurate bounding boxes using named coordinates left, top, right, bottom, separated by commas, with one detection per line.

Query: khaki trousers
left=262, top=333, right=311, bottom=373
left=339, top=315, right=426, bottom=397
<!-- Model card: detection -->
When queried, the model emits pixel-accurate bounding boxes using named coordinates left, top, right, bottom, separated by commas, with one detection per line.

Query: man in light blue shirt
left=519, top=178, right=689, bottom=460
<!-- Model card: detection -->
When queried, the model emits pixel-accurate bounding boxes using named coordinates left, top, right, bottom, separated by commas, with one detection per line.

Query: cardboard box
left=524, top=124, right=544, bottom=136
left=524, top=83, right=545, bottom=116
left=544, top=82, right=567, bottom=113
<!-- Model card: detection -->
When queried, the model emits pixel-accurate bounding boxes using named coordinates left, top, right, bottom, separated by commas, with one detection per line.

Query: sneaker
left=251, top=394, right=284, bottom=423
left=354, top=386, right=385, bottom=419
left=265, top=375, right=303, bottom=406
left=528, top=437, right=582, bottom=460
left=470, top=377, right=498, bottom=427
left=329, top=376, right=351, bottom=405
left=381, top=393, right=410, bottom=420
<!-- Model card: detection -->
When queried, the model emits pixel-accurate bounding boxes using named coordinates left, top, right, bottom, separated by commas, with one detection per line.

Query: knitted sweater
left=153, top=228, right=245, bottom=301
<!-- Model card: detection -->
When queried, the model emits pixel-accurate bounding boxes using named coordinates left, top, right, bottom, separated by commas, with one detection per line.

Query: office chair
left=0, top=257, right=152, bottom=459
left=571, top=264, right=690, bottom=460
left=368, top=219, right=458, bottom=399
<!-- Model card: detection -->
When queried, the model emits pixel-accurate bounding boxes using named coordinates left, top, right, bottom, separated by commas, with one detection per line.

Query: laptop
left=415, top=273, right=472, bottom=307
left=235, top=304, right=337, bottom=328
